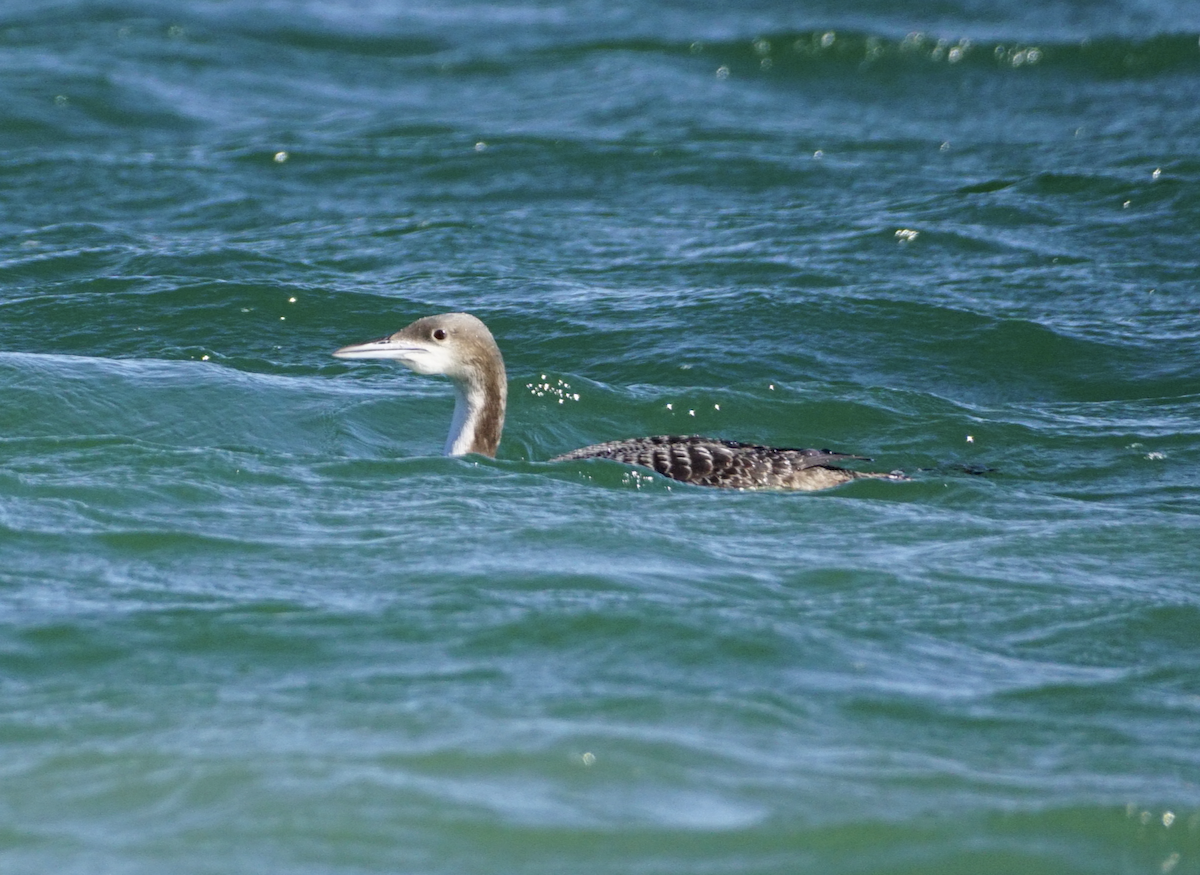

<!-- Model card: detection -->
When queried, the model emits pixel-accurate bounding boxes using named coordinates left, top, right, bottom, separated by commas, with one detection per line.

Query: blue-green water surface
left=2, top=2, right=1199, bottom=873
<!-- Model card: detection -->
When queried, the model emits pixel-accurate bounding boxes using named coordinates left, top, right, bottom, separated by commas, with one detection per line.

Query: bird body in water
left=333, top=312, right=898, bottom=491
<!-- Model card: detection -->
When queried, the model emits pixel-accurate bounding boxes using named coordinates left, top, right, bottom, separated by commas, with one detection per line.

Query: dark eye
left=432, top=328, right=447, bottom=341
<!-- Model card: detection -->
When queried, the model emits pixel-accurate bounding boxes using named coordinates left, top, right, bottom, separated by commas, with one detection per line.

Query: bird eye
left=432, top=328, right=447, bottom=341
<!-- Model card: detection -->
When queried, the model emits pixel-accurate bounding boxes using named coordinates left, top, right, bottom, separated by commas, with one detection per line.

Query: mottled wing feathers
left=550, top=435, right=879, bottom=491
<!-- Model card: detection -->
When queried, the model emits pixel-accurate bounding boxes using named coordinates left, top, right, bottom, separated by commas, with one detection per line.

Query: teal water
left=2, top=2, right=1199, bottom=873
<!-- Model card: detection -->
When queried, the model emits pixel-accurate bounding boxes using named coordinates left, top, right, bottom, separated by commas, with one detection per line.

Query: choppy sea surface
left=2, top=1, right=1199, bottom=873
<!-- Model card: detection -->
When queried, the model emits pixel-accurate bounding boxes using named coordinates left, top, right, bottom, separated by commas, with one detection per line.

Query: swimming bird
left=333, top=312, right=898, bottom=490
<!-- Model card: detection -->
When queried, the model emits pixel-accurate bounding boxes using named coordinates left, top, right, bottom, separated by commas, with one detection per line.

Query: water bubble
left=813, top=149, right=824, bottom=159
left=54, top=94, right=69, bottom=107
left=821, top=32, right=836, bottom=49
left=895, top=228, right=920, bottom=243
left=690, top=41, right=703, bottom=54
left=760, top=57, right=773, bottom=70
left=273, top=151, right=288, bottom=163
left=1163, top=811, right=1176, bottom=827
left=715, top=65, right=730, bottom=79
left=581, top=752, right=595, bottom=766
left=474, top=141, right=487, bottom=151
left=1152, top=168, right=1162, bottom=179
left=753, top=39, right=771, bottom=56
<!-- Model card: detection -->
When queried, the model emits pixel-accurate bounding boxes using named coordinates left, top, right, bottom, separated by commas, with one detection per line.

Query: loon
left=333, top=312, right=898, bottom=491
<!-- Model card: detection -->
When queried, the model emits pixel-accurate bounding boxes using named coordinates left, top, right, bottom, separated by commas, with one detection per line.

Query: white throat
left=444, top=380, right=486, bottom=456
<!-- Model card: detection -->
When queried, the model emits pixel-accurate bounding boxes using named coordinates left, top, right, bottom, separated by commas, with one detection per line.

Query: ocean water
left=2, top=1, right=1199, bottom=872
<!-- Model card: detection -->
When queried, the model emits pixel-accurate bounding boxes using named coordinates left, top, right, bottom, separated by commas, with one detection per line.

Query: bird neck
left=444, top=362, right=506, bottom=457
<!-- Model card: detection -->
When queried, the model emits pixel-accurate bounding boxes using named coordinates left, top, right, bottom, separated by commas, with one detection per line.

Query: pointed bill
left=332, top=336, right=429, bottom=362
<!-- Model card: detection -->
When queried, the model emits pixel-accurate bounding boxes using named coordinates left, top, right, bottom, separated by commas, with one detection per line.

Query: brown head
left=333, top=313, right=507, bottom=457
